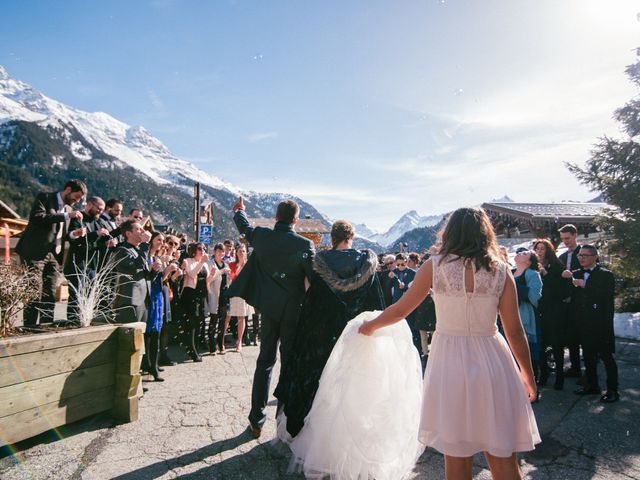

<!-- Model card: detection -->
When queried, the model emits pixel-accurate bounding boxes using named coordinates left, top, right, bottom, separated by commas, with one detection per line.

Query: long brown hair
left=149, top=231, right=164, bottom=256
left=438, top=207, right=501, bottom=271
left=533, top=238, right=563, bottom=269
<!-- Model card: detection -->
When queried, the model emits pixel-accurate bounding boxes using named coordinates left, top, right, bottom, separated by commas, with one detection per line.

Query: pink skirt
left=419, top=331, right=541, bottom=457
left=228, top=297, right=254, bottom=317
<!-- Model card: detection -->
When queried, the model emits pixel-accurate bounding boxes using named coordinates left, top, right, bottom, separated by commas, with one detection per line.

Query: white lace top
left=432, top=255, right=507, bottom=337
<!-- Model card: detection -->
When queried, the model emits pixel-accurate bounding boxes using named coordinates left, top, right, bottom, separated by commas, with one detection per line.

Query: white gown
left=277, top=311, right=425, bottom=480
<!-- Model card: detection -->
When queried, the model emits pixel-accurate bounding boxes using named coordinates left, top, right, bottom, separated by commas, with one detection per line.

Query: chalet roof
left=0, top=217, right=28, bottom=236
left=248, top=218, right=331, bottom=234
left=0, top=199, right=21, bottom=220
left=482, top=202, right=612, bottom=221
left=141, top=216, right=155, bottom=231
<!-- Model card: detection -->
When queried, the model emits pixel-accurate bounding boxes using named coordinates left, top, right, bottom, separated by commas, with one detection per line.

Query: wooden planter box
left=0, top=322, right=145, bottom=446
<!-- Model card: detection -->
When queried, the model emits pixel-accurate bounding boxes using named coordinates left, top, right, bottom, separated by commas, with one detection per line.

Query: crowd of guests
left=508, top=225, right=619, bottom=403
left=373, top=224, right=619, bottom=404
left=15, top=180, right=619, bottom=405
left=375, top=250, right=437, bottom=365
left=15, top=180, right=261, bottom=385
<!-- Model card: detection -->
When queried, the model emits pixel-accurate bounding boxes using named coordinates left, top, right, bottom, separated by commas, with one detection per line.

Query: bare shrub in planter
left=67, top=254, right=120, bottom=327
left=0, top=264, right=41, bottom=336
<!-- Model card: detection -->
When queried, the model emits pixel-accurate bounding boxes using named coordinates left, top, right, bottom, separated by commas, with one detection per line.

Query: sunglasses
left=577, top=253, right=596, bottom=257
left=196, top=246, right=205, bottom=251
left=167, top=241, right=177, bottom=246
left=396, top=263, right=406, bottom=267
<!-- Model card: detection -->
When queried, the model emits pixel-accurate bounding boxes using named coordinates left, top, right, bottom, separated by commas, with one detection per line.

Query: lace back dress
left=420, top=255, right=541, bottom=458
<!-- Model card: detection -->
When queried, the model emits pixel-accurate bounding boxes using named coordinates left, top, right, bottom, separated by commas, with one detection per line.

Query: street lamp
left=200, top=203, right=213, bottom=225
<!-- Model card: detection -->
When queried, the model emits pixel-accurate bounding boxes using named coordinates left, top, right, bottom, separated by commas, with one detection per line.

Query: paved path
left=1, top=337, right=639, bottom=479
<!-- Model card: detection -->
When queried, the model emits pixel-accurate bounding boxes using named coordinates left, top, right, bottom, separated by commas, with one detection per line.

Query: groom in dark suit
left=229, top=197, right=315, bottom=438
left=16, top=179, right=87, bottom=325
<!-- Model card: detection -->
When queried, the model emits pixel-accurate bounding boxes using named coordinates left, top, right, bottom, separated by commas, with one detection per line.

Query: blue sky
left=1, top=0, right=638, bottom=231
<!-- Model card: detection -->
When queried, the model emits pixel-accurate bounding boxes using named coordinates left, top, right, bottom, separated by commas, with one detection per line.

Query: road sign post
left=199, top=224, right=213, bottom=245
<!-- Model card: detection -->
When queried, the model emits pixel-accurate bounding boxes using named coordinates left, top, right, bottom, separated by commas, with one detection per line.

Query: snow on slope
left=0, top=65, right=239, bottom=194
left=371, top=210, right=444, bottom=247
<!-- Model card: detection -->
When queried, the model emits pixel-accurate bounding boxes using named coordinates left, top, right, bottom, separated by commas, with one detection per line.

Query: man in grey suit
left=228, top=197, right=315, bottom=438
left=112, top=220, right=157, bottom=324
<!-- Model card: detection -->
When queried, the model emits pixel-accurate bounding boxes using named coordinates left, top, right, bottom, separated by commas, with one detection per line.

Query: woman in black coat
left=274, top=220, right=385, bottom=438
left=534, top=238, right=571, bottom=390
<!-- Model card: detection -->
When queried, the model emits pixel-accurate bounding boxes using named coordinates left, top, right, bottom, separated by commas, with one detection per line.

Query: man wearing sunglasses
left=389, top=253, right=416, bottom=304
left=128, top=208, right=144, bottom=222
left=376, top=254, right=396, bottom=308
left=570, top=245, right=619, bottom=403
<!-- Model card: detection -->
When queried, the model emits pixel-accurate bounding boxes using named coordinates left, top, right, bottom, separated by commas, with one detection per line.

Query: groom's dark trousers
left=228, top=210, right=315, bottom=429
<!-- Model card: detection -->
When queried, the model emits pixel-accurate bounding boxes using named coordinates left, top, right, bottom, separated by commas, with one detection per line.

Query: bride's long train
left=276, top=311, right=425, bottom=480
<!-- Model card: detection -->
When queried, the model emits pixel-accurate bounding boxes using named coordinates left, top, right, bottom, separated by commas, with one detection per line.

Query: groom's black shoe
left=600, top=390, right=620, bottom=403
left=574, top=386, right=601, bottom=395
left=248, top=424, right=262, bottom=439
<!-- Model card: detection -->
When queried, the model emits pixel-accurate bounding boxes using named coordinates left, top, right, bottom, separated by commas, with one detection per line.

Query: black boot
left=538, top=360, right=549, bottom=386
left=553, top=345, right=564, bottom=390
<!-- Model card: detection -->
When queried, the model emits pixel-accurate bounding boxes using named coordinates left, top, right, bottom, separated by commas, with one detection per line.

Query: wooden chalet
left=0, top=200, right=28, bottom=263
left=481, top=202, right=613, bottom=241
left=248, top=217, right=331, bottom=247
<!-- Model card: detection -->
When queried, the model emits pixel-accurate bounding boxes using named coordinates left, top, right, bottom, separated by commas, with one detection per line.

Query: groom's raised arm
left=232, top=197, right=255, bottom=243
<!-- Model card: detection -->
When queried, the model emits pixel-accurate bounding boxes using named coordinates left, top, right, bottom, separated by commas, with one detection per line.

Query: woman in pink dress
left=360, top=207, right=540, bottom=480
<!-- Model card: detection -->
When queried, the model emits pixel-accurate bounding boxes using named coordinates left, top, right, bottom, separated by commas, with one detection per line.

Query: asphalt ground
left=1, top=314, right=639, bottom=479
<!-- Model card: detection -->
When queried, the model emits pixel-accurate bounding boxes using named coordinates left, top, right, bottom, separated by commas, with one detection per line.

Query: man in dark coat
left=571, top=245, right=619, bottom=403
left=376, top=254, right=395, bottom=308
left=63, top=196, right=112, bottom=323
left=16, top=179, right=87, bottom=325
left=228, top=197, right=315, bottom=438
left=558, top=224, right=583, bottom=376
left=111, top=220, right=155, bottom=324
left=96, top=198, right=123, bottom=268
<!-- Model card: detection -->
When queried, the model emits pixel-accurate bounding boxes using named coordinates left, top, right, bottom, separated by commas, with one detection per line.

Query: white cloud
left=148, top=90, right=165, bottom=112
left=247, top=131, right=278, bottom=143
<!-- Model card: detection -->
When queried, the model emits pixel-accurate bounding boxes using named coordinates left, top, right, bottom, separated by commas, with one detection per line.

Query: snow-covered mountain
left=0, top=64, right=335, bottom=235
left=490, top=195, right=514, bottom=203
left=370, top=210, right=445, bottom=247
left=0, top=65, right=239, bottom=195
left=353, top=223, right=377, bottom=239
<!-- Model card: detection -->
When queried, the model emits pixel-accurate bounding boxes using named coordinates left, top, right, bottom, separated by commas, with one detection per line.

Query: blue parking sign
left=199, top=224, right=213, bottom=244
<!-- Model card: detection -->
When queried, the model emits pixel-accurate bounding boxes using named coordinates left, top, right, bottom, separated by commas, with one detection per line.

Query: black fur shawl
left=312, top=248, right=378, bottom=292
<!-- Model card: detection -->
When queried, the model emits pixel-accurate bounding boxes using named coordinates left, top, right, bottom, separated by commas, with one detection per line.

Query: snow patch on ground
left=614, top=312, right=640, bottom=340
